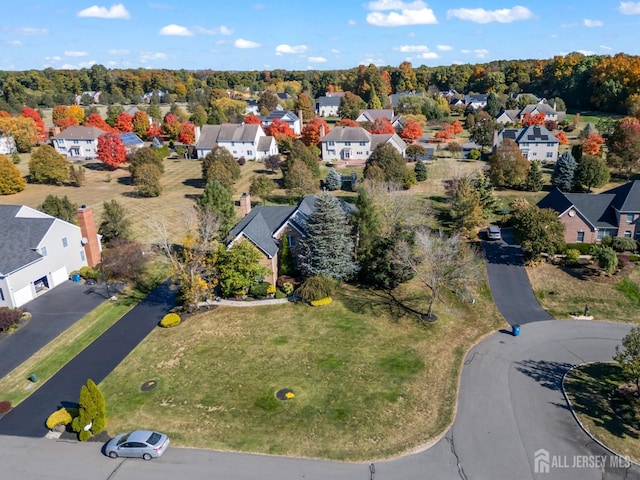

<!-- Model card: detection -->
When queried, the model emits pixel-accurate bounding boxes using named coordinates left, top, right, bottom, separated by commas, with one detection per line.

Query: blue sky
left=2, top=1, right=640, bottom=71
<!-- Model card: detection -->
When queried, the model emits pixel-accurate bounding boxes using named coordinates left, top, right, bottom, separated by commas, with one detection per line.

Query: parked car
left=105, top=430, right=170, bottom=460
left=487, top=225, right=502, bottom=240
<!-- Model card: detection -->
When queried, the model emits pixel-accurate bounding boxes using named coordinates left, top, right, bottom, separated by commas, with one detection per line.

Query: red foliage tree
left=21, top=107, right=46, bottom=140
left=451, top=119, right=463, bottom=134
left=266, top=118, right=296, bottom=140
left=555, top=131, right=569, bottom=145
left=369, top=117, right=395, bottom=134
left=434, top=124, right=455, bottom=141
left=582, top=132, right=605, bottom=155
left=97, top=133, right=127, bottom=169
left=400, top=119, right=423, bottom=141
left=84, top=113, right=111, bottom=132
left=301, top=118, right=330, bottom=147
left=178, top=123, right=196, bottom=144
left=56, top=116, right=79, bottom=131
left=336, top=118, right=359, bottom=127
left=0, top=110, right=10, bottom=118
left=114, top=113, right=134, bottom=133
left=522, top=112, right=546, bottom=126
left=146, top=125, right=162, bottom=140
left=545, top=120, right=558, bottom=131
left=162, top=113, right=181, bottom=140
left=243, top=114, right=262, bottom=124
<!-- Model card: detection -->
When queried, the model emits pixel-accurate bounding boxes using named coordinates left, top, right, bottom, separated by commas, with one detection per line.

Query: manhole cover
left=275, top=388, right=295, bottom=400
left=141, top=380, right=158, bottom=392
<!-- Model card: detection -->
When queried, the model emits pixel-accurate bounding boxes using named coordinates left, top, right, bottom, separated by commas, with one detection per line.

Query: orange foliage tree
left=452, top=119, right=463, bottom=134
left=369, top=117, right=395, bottom=134
left=243, top=114, right=262, bottom=124
left=133, top=111, right=150, bottom=139
left=301, top=118, right=330, bottom=147
left=97, top=133, right=127, bottom=169
left=146, top=125, right=162, bottom=140
left=84, top=113, right=111, bottom=132
left=67, top=105, right=85, bottom=124
left=582, top=132, right=605, bottom=155
left=162, top=113, right=181, bottom=140
left=52, top=105, right=68, bottom=124
left=522, top=112, right=546, bottom=126
left=266, top=118, right=296, bottom=141
left=56, top=116, right=79, bottom=131
left=400, top=119, right=423, bottom=141
left=178, top=123, right=196, bottom=144
left=336, top=118, right=360, bottom=127
left=434, top=123, right=455, bottom=141
left=114, top=113, right=134, bottom=132
left=555, top=131, right=569, bottom=145
left=21, top=107, right=46, bottom=140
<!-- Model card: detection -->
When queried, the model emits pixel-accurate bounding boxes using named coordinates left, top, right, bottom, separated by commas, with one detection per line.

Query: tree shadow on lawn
left=340, top=286, right=428, bottom=323
left=183, top=178, right=205, bottom=189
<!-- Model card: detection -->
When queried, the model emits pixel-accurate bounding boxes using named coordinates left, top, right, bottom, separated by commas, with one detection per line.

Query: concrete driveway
left=0, top=280, right=110, bottom=379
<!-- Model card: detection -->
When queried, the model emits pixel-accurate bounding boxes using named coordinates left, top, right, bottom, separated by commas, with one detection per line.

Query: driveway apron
left=0, top=281, right=174, bottom=437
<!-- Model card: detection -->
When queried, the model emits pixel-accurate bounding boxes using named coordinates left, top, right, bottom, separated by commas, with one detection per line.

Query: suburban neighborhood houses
left=3, top=34, right=640, bottom=478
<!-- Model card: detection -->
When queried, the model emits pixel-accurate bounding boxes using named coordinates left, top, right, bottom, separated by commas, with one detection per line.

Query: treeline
left=0, top=52, right=639, bottom=115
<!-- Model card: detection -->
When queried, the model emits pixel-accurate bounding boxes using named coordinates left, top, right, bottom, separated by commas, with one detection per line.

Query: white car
left=105, top=430, right=170, bottom=460
left=487, top=225, right=502, bottom=240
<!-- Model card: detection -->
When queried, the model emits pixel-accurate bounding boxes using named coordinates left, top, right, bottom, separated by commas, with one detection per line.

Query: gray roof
left=196, top=124, right=262, bottom=149
left=519, top=103, right=557, bottom=115
left=357, top=109, right=395, bottom=122
left=321, top=126, right=372, bottom=142
left=227, top=206, right=295, bottom=257
left=52, top=125, right=105, bottom=140
left=0, top=206, right=54, bottom=275
left=604, top=180, right=640, bottom=213
left=371, top=133, right=406, bottom=151
left=499, top=125, right=558, bottom=145
left=257, top=136, right=274, bottom=152
left=262, top=110, right=299, bottom=122
left=317, top=96, right=342, bottom=107
left=537, top=188, right=618, bottom=229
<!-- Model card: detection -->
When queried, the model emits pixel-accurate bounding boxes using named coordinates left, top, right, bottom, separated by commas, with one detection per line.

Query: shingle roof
left=321, top=126, right=372, bottom=142
left=226, top=205, right=295, bottom=257
left=605, top=180, right=640, bottom=213
left=371, top=133, right=407, bottom=151
left=498, top=125, right=558, bottom=145
left=0, top=205, right=54, bottom=275
left=196, top=124, right=262, bottom=149
left=357, top=109, right=395, bottom=122
left=537, top=188, right=617, bottom=228
left=263, top=110, right=299, bottom=122
left=52, top=125, right=105, bottom=140
left=317, top=96, right=342, bottom=107
left=257, top=136, right=274, bottom=152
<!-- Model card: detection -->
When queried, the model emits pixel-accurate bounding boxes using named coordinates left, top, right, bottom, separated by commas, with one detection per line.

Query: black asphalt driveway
left=0, top=281, right=174, bottom=437
left=482, top=229, right=554, bottom=325
left=0, top=281, right=111, bottom=379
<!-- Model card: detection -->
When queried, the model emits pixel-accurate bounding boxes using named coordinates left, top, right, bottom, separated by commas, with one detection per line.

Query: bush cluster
left=160, top=313, right=181, bottom=328
left=80, top=266, right=100, bottom=280
left=565, top=243, right=592, bottom=254
left=296, top=275, right=337, bottom=302
left=611, top=237, right=638, bottom=252
left=0, top=307, right=24, bottom=332
left=46, top=407, right=73, bottom=429
left=71, top=379, right=106, bottom=441
left=281, top=282, right=294, bottom=296
left=249, top=281, right=272, bottom=298
left=0, top=401, right=12, bottom=414
left=564, top=248, right=581, bottom=266
left=310, top=296, right=333, bottom=307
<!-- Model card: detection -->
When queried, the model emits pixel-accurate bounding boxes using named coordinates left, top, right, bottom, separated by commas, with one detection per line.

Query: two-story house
left=316, top=93, right=344, bottom=117
left=537, top=180, right=640, bottom=243
left=52, top=125, right=106, bottom=159
left=320, top=126, right=407, bottom=162
left=493, top=125, right=559, bottom=162
left=495, top=103, right=565, bottom=125
left=195, top=123, right=278, bottom=160
left=464, top=94, right=488, bottom=110
left=261, top=110, right=301, bottom=135
left=355, top=109, right=404, bottom=130
left=0, top=205, right=102, bottom=308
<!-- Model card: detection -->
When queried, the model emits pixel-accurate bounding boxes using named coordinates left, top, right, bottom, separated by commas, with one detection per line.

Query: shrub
left=310, top=296, right=332, bottom=307
left=612, top=237, right=638, bottom=252
left=238, top=156, right=246, bottom=166
left=468, top=149, right=481, bottom=160
left=282, top=282, right=294, bottom=296
left=602, top=236, right=613, bottom=247
left=0, top=401, right=12, bottom=414
left=160, top=313, right=181, bottom=328
left=296, top=275, right=337, bottom=302
left=72, top=379, right=106, bottom=441
left=565, top=243, right=593, bottom=254
left=46, top=407, right=73, bottom=429
left=267, top=284, right=276, bottom=295
left=564, top=248, right=581, bottom=265
left=21, top=311, right=32, bottom=321
left=630, top=254, right=640, bottom=263
left=590, top=245, right=618, bottom=274
left=79, top=266, right=99, bottom=280
left=0, top=307, right=23, bottom=332
left=249, top=281, right=272, bottom=298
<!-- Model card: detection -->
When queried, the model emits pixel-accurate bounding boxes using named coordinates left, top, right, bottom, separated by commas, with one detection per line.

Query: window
left=625, top=230, right=632, bottom=238
left=345, top=141, right=351, bottom=146
left=287, top=235, right=296, bottom=247
left=328, top=141, right=335, bottom=146
left=80, top=250, right=86, bottom=262
left=0, top=288, right=4, bottom=301
left=360, top=141, right=366, bottom=146
left=597, top=230, right=612, bottom=240
left=627, top=213, right=634, bottom=223
left=247, top=150, right=253, bottom=156
left=576, top=231, right=584, bottom=243
left=547, top=142, right=555, bottom=147
left=546, top=152, right=553, bottom=158
left=62, top=237, right=68, bottom=248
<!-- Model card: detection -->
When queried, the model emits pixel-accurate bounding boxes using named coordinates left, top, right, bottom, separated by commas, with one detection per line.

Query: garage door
left=13, top=285, right=34, bottom=307
left=51, top=266, right=68, bottom=287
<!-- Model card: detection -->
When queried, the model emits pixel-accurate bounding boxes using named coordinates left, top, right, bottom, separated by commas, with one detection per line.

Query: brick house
left=537, top=181, right=640, bottom=243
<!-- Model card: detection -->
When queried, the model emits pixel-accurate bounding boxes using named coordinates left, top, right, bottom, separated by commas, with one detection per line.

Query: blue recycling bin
left=72, top=273, right=81, bottom=282
left=512, top=324, right=521, bottom=336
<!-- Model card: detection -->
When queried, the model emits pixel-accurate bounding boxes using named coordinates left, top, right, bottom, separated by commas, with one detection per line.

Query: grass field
left=565, top=362, right=640, bottom=463
left=101, top=280, right=504, bottom=461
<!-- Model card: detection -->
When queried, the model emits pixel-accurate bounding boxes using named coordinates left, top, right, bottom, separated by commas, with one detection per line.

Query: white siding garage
left=13, top=285, right=34, bottom=307
left=51, top=266, right=68, bottom=287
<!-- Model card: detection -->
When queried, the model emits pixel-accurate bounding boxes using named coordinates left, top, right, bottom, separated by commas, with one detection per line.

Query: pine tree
left=451, top=176, right=484, bottom=233
left=414, top=159, right=428, bottom=181
left=368, top=84, right=382, bottom=109
left=279, top=235, right=294, bottom=276
left=552, top=151, right=577, bottom=191
left=197, top=180, right=236, bottom=236
left=471, top=171, right=497, bottom=214
left=99, top=200, right=132, bottom=244
left=524, top=160, right=544, bottom=192
left=71, top=379, right=105, bottom=441
left=298, top=192, right=358, bottom=281
left=39, top=195, right=78, bottom=223
left=325, top=168, right=342, bottom=191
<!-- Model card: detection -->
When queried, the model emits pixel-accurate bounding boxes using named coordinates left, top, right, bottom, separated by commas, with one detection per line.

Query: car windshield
left=147, top=432, right=162, bottom=445
left=117, top=434, right=130, bottom=445
left=490, top=226, right=500, bottom=233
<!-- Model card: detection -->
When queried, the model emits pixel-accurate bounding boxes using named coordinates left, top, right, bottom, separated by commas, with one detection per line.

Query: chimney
left=77, top=205, right=102, bottom=268
left=298, top=109, right=303, bottom=127
left=239, top=193, right=252, bottom=217
left=320, top=124, right=326, bottom=139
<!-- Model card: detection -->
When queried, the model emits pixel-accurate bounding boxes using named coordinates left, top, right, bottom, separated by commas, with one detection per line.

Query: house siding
left=560, top=212, right=597, bottom=244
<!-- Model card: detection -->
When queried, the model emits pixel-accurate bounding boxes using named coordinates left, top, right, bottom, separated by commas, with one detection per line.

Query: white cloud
left=460, top=49, right=471, bottom=54
left=159, top=24, right=193, bottom=36
left=19, top=27, right=48, bottom=35
left=600, top=45, right=613, bottom=50
left=65, top=50, right=89, bottom=57
left=107, top=48, right=130, bottom=55
left=584, top=19, right=603, bottom=27
left=348, top=19, right=357, bottom=25
left=77, top=3, right=130, bottom=19
left=619, top=2, right=640, bottom=14
left=397, top=44, right=430, bottom=52
left=360, top=57, right=386, bottom=65
left=446, top=5, right=533, bottom=24
left=234, top=38, right=261, bottom=49
left=577, top=49, right=596, bottom=55
left=139, top=51, right=168, bottom=63
left=45, top=56, right=62, bottom=62
left=419, top=51, right=439, bottom=59
left=366, top=0, right=437, bottom=26
left=275, top=44, right=307, bottom=55
left=196, top=25, right=233, bottom=35
left=474, top=48, right=489, bottom=58
left=7, top=40, right=23, bottom=46
left=331, top=49, right=340, bottom=54
left=60, top=60, right=97, bottom=69
left=308, top=56, right=327, bottom=63
left=437, top=44, right=453, bottom=51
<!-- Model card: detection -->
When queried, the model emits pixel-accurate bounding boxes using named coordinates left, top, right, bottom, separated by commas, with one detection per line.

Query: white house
left=195, top=124, right=278, bottom=160
left=316, top=93, right=344, bottom=117
left=320, top=126, right=406, bottom=161
left=355, top=109, right=404, bottom=129
left=0, top=205, right=102, bottom=308
left=51, top=125, right=106, bottom=159
left=494, top=125, right=559, bottom=162
left=261, top=110, right=301, bottom=135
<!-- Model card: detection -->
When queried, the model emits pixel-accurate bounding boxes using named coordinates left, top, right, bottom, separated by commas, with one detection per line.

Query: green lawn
left=565, top=363, right=640, bottom=463
left=101, top=281, right=504, bottom=460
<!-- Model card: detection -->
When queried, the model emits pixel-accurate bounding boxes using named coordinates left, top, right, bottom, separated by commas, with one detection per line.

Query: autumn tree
left=39, top=195, right=77, bottom=223
left=97, top=133, right=127, bottom=169
left=336, top=118, right=360, bottom=127
left=243, top=114, right=262, bottom=124
left=114, top=112, right=133, bottom=132
left=555, top=131, right=569, bottom=145
left=575, top=154, right=610, bottom=192
left=84, top=113, right=111, bottom=131
left=452, top=119, right=464, bottom=134
left=258, top=90, right=279, bottom=114
left=0, top=116, right=38, bottom=152
left=99, top=200, right=132, bottom=244
left=132, top=111, right=150, bottom=139
left=178, top=122, right=196, bottom=144
left=106, top=105, right=124, bottom=127
left=301, top=118, right=329, bottom=147
left=338, top=92, right=366, bottom=120
left=552, top=151, right=578, bottom=191
left=52, top=105, right=68, bottom=124
left=56, top=116, right=79, bottom=131
left=400, top=119, right=423, bottom=141
left=607, top=118, right=640, bottom=177
left=101, top=238, right=149, bottom=284
left=21, top=107, right=46, bottom=141
left=369, top=117, right=395, bottom=134
left=266, top=118, right=296, bottom=141
left=162, top=113, right=181, bottom=140
left=0, top=154, right=26, bottom=194
left=249, top=174, right=275, bottom=203
left=68, top=105, right=85, bottom=124
left=488, top=139, right=530, bottom=188
left=521, top=112, right=546, bottom=126
left=582, top=132, right=605, bottom=156
left=364, top=143, right=409, bottom=187
left=29, top=144, right=69, bottom=184
left=294, top=92, right=315, bottom=123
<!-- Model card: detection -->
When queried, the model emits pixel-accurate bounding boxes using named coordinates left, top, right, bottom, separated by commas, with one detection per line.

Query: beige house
left=494, top=125, right=559, bottom=162
left=52, top=125, right=106, bottom=159
left=320, top=126, right=407, bottom=162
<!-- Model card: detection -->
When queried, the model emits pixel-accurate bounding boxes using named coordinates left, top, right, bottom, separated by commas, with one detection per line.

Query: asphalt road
left=0, top=281, right=174, bottom=437
left=1, top=320, right=638, bottom=480
left=0, top=281, right=111, bottom=379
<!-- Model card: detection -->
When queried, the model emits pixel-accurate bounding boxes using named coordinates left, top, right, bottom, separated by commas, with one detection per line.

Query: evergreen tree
left=485, top=92, right=501, bottom=117
left=524, top=160, right=544, bottom=192
left=249, top=174, right=275, bottom=203
left=71, top=379, right=106, bottom=441
left=197, top=180, right=236, bottom=236
left=552, top=151, right=577, bottom=191
left=575, top=154, right=610, bottom=192
left=98, top=200, right=132, bottom=244
left=364, top=143, right=408, bottom=186
left=11, top=151, right=20, bottom=164
left=279, top=235, right=294, bottom=276
left=471, top=171, right=497, bottom=214
left=414, top=159, right=428, bottom=181
left=133, top=162, right=163, bottom=197
left=298, top=192, right=358, bottom=281
left=201, top=146, right=240, bottom=191
left=288, top=139, right=320, bottom=178
left=368, top=84, right=382, bottom=109
left=325, top=168, right=342, bottom=190
left=450, top=176, right=484, bottom=233
left=39, top=195, right=78, bottom=223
